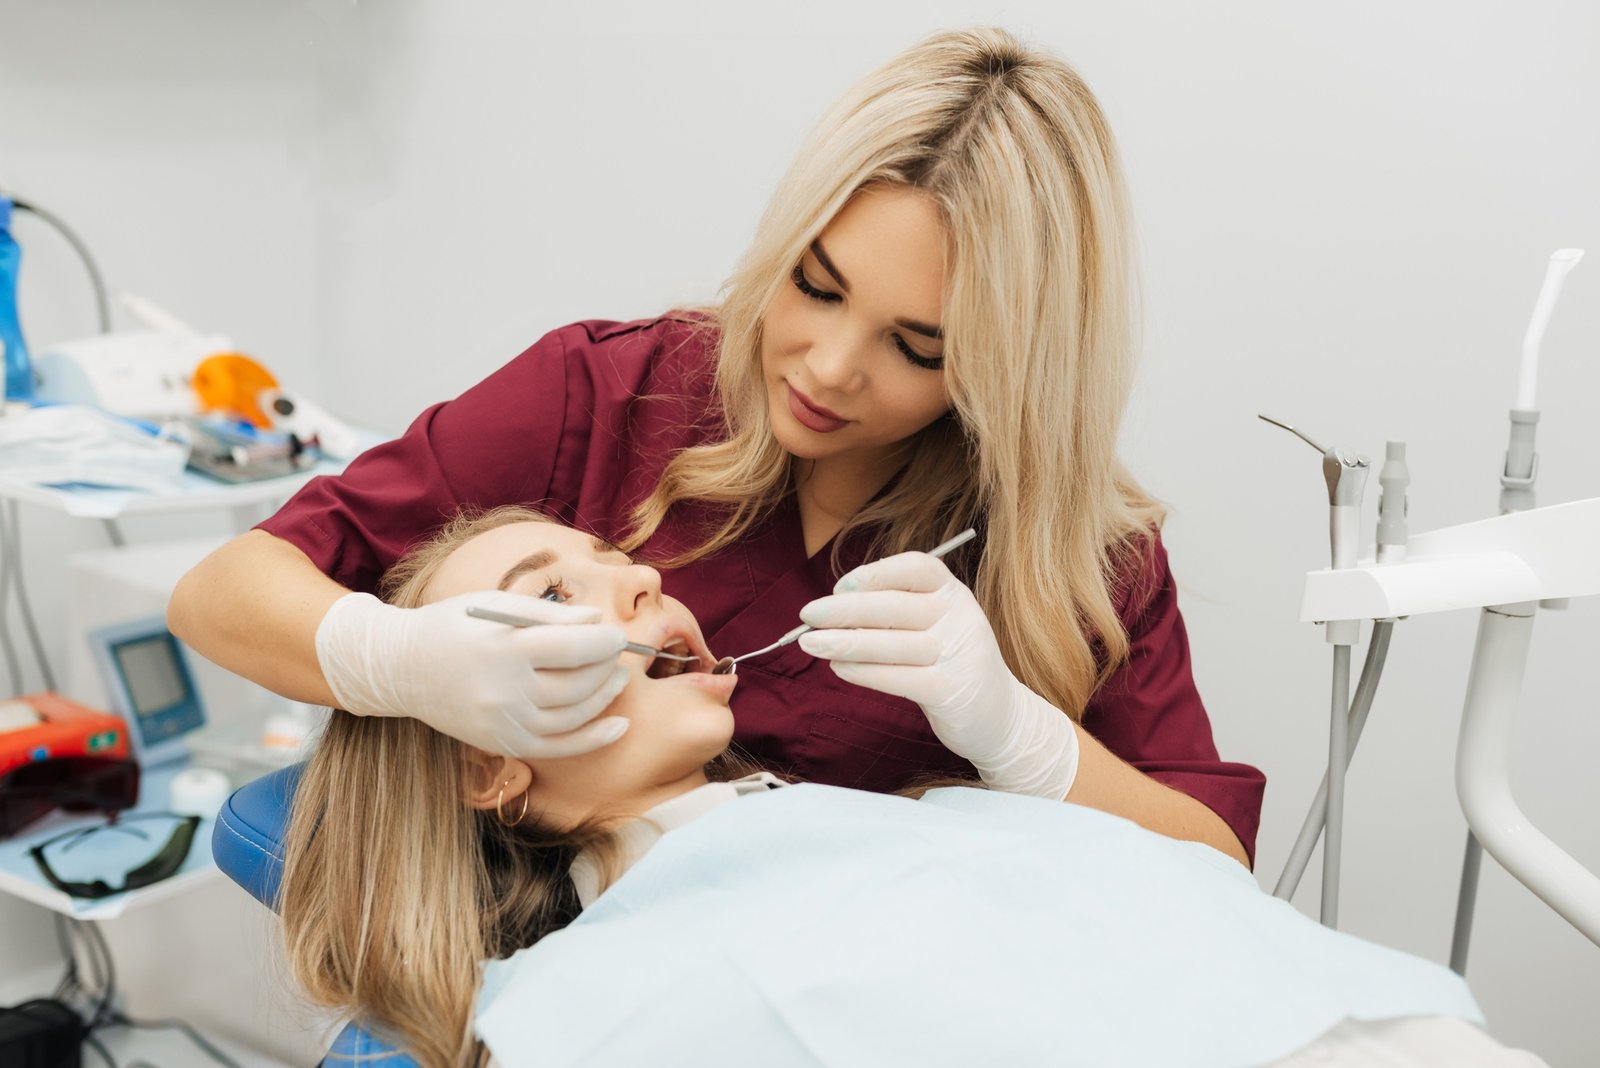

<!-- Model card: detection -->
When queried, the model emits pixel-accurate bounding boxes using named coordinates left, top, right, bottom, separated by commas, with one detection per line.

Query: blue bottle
left=0, top=197, right=35, bottom=403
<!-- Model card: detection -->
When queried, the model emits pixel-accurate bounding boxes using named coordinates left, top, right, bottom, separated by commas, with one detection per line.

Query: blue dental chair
left=212, top=766, right=418, bottom=1067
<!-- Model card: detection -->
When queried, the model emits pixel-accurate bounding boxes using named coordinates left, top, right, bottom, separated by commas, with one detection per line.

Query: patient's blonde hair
left=627, top=27, right=1165, bottom=721
left=278, top=506, right=759, bottom=1068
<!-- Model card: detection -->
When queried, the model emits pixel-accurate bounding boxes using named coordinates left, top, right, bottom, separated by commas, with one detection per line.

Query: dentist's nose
left=804, top=330, right=866, bottom=393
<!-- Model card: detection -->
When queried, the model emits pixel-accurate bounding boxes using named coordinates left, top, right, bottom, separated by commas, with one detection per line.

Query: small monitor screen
left=113, top=636, right=189, bottom=720
left=92, top=619, right=205, bottom=761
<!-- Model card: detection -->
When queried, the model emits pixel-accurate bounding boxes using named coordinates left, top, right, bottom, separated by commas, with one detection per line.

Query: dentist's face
left=761, top=183, right=953, bottom=474
left=425, top=520, right=736, bottom=818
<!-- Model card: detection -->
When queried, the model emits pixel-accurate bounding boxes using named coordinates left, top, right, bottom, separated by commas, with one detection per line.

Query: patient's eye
left=539, top=578, right=571, bottom=604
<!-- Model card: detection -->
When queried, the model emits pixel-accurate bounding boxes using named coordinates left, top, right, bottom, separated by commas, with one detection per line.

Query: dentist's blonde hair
left=628, top=27, right=1165, bottom=720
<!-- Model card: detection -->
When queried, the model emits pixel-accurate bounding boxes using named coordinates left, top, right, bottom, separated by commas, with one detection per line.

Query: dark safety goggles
left=0, top=757, right=141, bottom=838
left=29, top=811, right=201, bottom=900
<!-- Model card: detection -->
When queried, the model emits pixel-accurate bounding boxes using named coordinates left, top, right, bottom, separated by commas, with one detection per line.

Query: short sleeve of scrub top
left=1081, top=535, right=1267, bottom=862
left=257, top=316, right=1267, bottom=864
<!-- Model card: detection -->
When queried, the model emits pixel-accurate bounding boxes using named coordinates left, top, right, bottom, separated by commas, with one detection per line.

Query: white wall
left=2, top=1, right=1596, bottom=1063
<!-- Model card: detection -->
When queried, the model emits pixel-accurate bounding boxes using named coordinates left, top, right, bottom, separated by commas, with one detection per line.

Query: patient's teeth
left=645, top=635, right=701, bottom=679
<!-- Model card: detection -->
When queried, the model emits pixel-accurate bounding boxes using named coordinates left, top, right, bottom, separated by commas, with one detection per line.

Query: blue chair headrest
left=211, top=763, right=301, bottom=909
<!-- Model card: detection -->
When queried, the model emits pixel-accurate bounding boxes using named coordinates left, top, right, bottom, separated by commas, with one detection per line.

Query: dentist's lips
left=787, top=384, right=849, bottom=433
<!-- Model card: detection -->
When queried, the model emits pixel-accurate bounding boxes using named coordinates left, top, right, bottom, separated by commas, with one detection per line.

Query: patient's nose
left=615, top=563, right=664, bottom=619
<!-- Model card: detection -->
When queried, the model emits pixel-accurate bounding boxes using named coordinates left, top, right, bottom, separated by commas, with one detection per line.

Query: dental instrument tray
left=180, top=415, right=316, bottom=484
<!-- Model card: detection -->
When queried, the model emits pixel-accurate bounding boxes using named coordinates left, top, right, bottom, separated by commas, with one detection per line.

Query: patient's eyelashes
left=539, top=578, right=571, bottom=604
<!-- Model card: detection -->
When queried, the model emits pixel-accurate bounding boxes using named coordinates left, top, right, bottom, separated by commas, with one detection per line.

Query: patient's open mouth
left=645, top=638, right=709, bottom=680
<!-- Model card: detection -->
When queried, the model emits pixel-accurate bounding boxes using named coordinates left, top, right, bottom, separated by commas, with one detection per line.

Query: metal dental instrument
left=709, top=526, right=979, bottom=676
left=1260, top=413, right=1371, bottom=931
left=464, top=606, right=704, bottom=663
left=1258, top=414, right=1370, bottom=577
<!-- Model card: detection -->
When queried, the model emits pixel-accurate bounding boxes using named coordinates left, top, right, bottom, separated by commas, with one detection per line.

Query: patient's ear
left=462, top=749, right=533, bottom=811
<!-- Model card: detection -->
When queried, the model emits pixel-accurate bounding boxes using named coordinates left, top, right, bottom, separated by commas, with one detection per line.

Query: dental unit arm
left=1268, top=248, right=1600, bottom=965
left=1292, top=499, right=1600, bottom=950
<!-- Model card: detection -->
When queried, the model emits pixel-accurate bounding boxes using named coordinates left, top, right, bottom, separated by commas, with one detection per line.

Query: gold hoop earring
left=496, top=780, right=529, bottom=827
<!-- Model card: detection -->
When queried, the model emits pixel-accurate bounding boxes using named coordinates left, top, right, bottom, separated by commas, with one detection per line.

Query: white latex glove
left=315, top=589, right=632, bottom=757
left=796, top=552, right=1080, bottom=799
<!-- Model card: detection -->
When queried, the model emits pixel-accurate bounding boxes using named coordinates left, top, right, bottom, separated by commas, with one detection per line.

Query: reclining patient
left=277, top=506, right=1543, bottom=1068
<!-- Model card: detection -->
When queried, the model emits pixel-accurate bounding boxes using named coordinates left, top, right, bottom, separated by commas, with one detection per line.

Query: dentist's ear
left=462, top=750, right=534, bottom=811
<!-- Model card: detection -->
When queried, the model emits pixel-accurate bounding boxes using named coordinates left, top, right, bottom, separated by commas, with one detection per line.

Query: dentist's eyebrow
left=498, top=550, right=557, bottom=591
left=811, top=240, right=851, bottom=294
left=811, top=240, right=943, bottom=341
left=895, top=318, right=943, bottom=341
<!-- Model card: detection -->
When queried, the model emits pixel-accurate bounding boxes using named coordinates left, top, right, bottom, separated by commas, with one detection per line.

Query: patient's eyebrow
left=498, top=550, right=557, bottom=591
left=497, top=536, right=629, bottom=590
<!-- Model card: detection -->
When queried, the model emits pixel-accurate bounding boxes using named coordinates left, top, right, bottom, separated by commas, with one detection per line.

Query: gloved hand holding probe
left=315, top=589, right=632, bottom=757
left=796, top=552, right=1081, bottom=800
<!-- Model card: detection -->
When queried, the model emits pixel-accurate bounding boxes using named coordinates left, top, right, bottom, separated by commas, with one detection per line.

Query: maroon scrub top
left=258, top=316, right=1266, bottom=862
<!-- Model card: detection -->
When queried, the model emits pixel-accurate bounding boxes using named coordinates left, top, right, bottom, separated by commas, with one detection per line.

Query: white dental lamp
left=1269, top=249, right=1600, bottom=968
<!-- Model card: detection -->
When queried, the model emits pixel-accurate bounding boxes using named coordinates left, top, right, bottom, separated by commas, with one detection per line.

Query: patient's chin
left=686, top=710, right=736, bottom=760
left=604, top=685, right=735, bottom=770
left=674, top=710, right=736, bottom=771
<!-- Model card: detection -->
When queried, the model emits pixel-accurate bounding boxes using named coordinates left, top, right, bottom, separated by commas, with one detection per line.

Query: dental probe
left=709, top=527, right=980, bottom=676
left=1259, top=414, right=1370, bottom=931
left=464, top=606, right=704, bottom=663
left=1258, top=415, right=1370, bottom=593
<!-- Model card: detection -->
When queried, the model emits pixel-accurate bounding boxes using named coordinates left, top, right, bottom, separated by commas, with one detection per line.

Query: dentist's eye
left=540, top=578, right=571, bottom=604
left=894, top=334, right=945, bottom=371
left=792, top=263, right=841, bottom=304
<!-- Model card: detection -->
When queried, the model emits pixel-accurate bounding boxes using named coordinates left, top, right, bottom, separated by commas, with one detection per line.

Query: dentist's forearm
left=1065, top=723, right=1251, bottom=869
left=167, top=529, right=345, bottom=707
